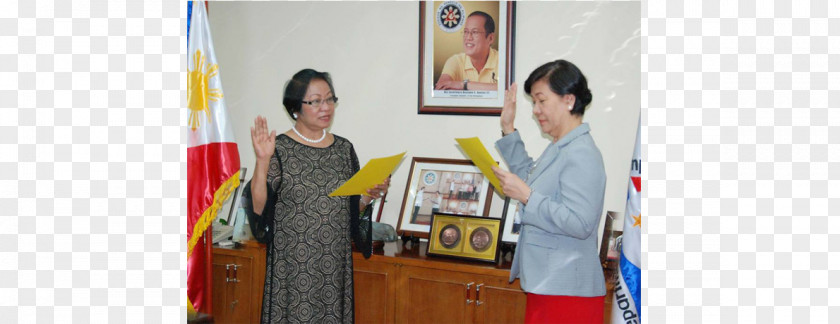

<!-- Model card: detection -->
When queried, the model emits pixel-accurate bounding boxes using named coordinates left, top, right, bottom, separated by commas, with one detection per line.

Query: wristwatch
left=463, top=79, right=469, bottom=90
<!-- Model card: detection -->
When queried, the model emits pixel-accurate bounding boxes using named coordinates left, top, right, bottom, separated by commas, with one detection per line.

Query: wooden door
left=212, top=242, right=267, bottom=324
left=474, top=278, right=526, bottom=324
left=212, top=254, right=237, bottom=323
left=396, top=266, right=475, bottom=324
left=354, top=260, right=398, bottom=324
left=228, top=255, right=254, bottom=324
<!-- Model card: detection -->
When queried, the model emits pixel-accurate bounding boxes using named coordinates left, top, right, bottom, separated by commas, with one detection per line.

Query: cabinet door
left=228, top=255, right=254, bottom=324
left=354, top=260, right=398, bottom=324
left=397, top=266, right=475, bottom=324
left=212, top=243, right=268, bottom=324
left=474, top=280, right=526, bottom=324
left=212, top=254, right=237, bottom=323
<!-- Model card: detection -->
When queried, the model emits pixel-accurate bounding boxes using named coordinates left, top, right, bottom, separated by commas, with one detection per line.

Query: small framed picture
left=427, top=213, right=501, bottom=263
left=499, top=197, right=522, bottom=243
left=396, top=157, right=495, bottom=239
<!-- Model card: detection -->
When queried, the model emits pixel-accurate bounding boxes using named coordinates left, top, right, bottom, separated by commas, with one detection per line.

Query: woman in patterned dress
left=242, top=69, right=389, bottom=323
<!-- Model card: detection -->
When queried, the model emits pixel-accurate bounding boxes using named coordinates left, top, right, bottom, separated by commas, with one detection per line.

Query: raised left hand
left=491, top=166, right=532, bottom=203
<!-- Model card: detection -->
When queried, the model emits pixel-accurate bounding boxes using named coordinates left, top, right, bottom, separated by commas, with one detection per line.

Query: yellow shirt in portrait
left=440, top=48, right=499, bottom=84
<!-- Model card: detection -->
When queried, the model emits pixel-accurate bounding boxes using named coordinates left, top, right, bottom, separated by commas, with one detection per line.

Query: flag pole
left=202, top=2, right=213, bottom=316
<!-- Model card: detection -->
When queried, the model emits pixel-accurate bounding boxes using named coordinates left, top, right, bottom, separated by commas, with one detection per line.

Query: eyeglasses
left=301, top=96, right=338, bottom=108
left=462, top=29, right=487, bottom=38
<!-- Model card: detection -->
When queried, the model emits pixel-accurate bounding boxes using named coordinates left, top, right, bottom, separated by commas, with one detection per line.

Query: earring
left=568, top=105, right=573, bottom=111
left=293, top=113, right=298, bottom=119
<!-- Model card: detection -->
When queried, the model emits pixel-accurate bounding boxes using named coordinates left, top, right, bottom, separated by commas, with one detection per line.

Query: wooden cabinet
left=209, top=241, right=524, bottom=323
left=353, top=242, right=526, bottom=324
left=353, top=258, right=398, bottom=324
left=475, top=281, right=528, bottom=324
left=399, top=266, right=476, bottom=323
left=212, top=241, right=266, bottom=324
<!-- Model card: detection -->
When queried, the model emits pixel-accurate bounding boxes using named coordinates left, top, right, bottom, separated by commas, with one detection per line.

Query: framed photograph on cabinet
left=418, top=1, right=515, bottom=115
left=499, top=197, right=522, bottom=243
left=427, top=213, right=501, bottom=263
left=396, top=157, right=495, bottom=239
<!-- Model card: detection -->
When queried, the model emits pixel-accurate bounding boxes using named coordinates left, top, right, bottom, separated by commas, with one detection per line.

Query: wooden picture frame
left=370, top=193, right=387, bottom=223
left=396, top=157, right=495, bottom=239
left=427, top=213, right=501, bottom=263
left=418, top=1, right=515, bottom=115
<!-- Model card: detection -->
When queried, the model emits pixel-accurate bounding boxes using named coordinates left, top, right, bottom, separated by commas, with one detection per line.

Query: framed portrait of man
left=418, top=1, right=515, bottom=115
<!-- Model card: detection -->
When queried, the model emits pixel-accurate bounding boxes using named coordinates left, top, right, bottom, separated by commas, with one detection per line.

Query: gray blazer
left=495, top=123, right=606, bottom=297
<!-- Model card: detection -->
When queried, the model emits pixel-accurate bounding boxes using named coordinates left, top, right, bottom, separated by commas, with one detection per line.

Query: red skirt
left=524, top=293, right=604, bottom=324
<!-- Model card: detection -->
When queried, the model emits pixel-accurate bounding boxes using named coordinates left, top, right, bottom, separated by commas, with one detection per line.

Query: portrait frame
left=499, top=197, right=522, bottom=244
left=396, top=157, right=495, bottom=239
left=418, top=1, right=516, bottom=115
left=427, top=213, right=501, bottom=263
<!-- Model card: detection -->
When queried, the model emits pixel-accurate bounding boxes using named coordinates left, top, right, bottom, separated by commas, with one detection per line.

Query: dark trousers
left=412, top=205, right=420, bottom=222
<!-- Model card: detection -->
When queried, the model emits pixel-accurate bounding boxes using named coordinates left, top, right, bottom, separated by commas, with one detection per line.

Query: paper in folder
left=455, top=137, right=503, bottom=196
left=329, top=152, right=406, bottom=197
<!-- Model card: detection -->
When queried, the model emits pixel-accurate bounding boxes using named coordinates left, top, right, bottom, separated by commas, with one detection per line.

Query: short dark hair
left=523, top=60, right=593, bottom=116
left=468, top=11, right=495, bottom=35
left=282, top=69, right=336, bottom=120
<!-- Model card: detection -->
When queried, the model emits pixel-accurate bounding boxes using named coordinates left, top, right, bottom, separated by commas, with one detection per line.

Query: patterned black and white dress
left=242, top=134, right=372, bottom=324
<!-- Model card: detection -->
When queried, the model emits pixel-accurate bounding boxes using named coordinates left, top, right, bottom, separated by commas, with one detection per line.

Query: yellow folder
left=455, top=137, right=503, bottom=196
left=329, top=152, right=406, bottom=197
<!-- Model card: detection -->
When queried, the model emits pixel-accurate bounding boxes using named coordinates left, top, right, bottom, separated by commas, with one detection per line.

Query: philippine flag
left=186, top=1, right=241, bottom=315
left=612, top=118, right=641, bottom=323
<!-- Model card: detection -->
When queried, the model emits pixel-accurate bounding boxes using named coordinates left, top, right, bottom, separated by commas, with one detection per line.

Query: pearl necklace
left=292, top=126, right=327, bottom=143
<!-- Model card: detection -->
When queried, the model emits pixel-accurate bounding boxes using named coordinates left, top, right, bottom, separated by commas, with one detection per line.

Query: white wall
left=209, top=1, right=640, bottom=242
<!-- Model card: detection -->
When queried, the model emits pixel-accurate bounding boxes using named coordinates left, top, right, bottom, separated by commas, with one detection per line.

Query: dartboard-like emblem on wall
left=436, top=1, right=466, bottom=33
left=423, top=171, right=438, bottom=185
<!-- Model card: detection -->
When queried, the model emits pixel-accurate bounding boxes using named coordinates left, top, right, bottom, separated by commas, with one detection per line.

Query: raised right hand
left=251, top=116, right=276, bottom=163
left=500, top=82, right=517, bottom=134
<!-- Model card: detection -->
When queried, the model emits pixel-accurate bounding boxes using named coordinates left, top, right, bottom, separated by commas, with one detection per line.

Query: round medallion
left=469, top=227, right=493, bottom=252
left=439, top=224, right=461, bottom=249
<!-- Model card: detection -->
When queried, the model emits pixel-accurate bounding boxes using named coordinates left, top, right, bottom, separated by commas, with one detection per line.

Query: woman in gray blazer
left=492, top=60, right=607, bottom=323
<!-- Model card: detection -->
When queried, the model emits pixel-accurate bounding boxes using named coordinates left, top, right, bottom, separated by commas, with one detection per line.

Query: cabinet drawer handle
left=231, top=264, right=240, bottom=283
left=465, top=282, right=474, bottom=304
left=475, top=284, right=483, bottom=306
left=225, top=264, right=231, bottom=282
